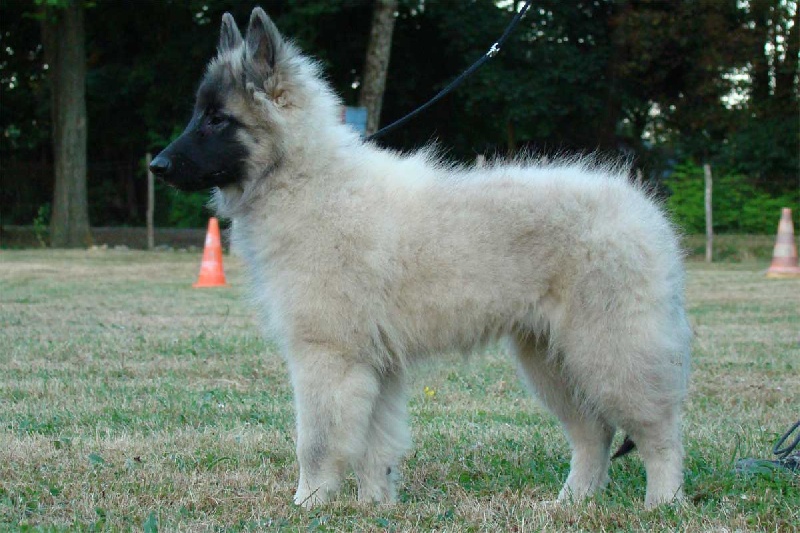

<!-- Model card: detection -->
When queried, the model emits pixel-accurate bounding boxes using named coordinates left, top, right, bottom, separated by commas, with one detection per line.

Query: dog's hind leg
left=353, top=370, right=411, bottom=503
left=288, top=346, right=382, bottom=509
left=512, top=334, right=614, bottom=502
left=623, top=402, right=685, bottom=508
left=560, top=324, right=687, bottom=508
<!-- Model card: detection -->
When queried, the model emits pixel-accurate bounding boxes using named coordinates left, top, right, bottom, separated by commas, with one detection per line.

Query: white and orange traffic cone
left=766, top=208, right=800, bottom=279
left=193, top=217, right=228, bottom=287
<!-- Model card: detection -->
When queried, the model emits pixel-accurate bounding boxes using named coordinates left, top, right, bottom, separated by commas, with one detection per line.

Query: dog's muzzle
left=149, top=154, right=172, bottom=177
left=148, top=149, right=206, bottom=191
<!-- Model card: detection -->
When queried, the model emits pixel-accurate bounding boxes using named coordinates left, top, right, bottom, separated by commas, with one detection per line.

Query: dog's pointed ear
left=219, top=13, right=243, bottom=53
left=245, top=7, right=281, bottom=73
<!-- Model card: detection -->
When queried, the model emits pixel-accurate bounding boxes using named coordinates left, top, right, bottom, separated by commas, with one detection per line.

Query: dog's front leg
left=288, top=345, right=381, bottom=509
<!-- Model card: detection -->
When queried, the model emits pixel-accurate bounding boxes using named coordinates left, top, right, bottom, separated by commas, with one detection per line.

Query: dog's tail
left=612, top=435, right=636, bottom=459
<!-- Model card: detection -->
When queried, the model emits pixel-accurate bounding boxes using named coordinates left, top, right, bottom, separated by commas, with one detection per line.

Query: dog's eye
left=198, top=109, right=229, bottom=137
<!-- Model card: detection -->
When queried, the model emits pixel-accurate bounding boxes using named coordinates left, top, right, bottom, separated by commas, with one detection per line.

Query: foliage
left=32, top=203, right=50, bottom=247
left=160, top=186, right=213, bottom=229
left=723, top=113, right=800, bottom=192
left=0, top=0, right=797, bottom=229
left=665, top=162, right=799, bottom=234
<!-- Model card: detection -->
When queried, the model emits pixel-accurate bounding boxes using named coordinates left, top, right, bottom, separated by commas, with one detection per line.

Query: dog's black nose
left=149, top=155, right=172, bottom=176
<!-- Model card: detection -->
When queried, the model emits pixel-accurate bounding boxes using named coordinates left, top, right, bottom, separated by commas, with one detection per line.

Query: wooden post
left=146, top=152, right=154, bottom=250
left=704, top=163, right=713, bottom=263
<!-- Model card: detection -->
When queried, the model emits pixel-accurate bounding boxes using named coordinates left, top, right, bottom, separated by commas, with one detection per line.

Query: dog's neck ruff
left=212, top=157, right=282, bottom=220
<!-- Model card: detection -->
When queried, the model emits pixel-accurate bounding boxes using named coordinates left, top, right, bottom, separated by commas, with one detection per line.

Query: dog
left=150, top=7, right=691, bottom=509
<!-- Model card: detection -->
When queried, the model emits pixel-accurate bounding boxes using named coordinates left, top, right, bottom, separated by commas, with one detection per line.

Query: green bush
left=154, top=182, right=212, bottom=228
left=168, top=191, right=211, bottom=228
left=664, top=162, right=798, bottom=234
left=33, top=203, right=50, bottom=247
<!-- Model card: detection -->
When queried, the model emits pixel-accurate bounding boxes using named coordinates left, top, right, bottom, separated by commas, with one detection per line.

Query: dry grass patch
left=1, top=250, right=798, bottom=531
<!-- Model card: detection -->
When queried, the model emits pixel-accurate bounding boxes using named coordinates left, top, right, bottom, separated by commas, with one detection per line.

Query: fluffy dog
left=150, top=8, right=691, bottom=509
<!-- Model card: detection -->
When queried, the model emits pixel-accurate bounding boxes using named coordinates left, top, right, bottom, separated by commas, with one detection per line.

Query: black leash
left=773, top=419, right=800, bottom=466
left=734, top=419, right=800, bottom=474
left=616, top=420, right=800, bottom=468
left=366, top=0, right=533, bottom=142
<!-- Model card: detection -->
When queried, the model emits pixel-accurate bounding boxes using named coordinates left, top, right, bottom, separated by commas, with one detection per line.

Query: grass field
left=1, top=250, right=798, bottom=531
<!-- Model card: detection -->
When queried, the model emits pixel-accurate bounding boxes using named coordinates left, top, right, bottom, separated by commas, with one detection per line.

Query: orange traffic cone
left=766, top=208, right=800, bottom=279
left=193, top=217, right=228, bottom=287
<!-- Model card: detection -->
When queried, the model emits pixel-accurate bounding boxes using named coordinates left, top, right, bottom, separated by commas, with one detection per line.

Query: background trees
left=1, top=0, right=797, bottom=235
left=43, top=0, right=91, bottom=248
left=359, top=0, right=398, bottom=136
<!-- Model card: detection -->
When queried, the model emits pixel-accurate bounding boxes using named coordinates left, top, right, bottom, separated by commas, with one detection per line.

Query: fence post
left=704, top=163, right=713, bottom=263
left=146, top=152, right=154, bottom=250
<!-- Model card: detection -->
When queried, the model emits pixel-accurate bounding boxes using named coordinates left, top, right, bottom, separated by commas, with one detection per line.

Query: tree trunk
left=44, top=0, right=91, bottom=248
left=358, top=0, right=398, bottom=136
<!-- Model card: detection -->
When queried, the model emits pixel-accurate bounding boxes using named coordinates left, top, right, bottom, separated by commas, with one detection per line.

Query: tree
left=1, top=0, right=796, bottom=232
left=43, top=0, right=90, bottom=247
left=726, top=0, right=799, bottom=190
left=359, top=0, right=398, bottom=135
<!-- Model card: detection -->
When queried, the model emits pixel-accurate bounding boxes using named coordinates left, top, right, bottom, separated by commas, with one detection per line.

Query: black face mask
left=149, top=104, right=249, bottom=192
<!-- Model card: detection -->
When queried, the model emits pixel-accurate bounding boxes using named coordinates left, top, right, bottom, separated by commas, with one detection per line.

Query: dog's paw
left=644, top=488, right=685, bottom=510
left=357, top=484, right=396, bottom=505
left=293, top=487, right=327, bottom=510
left=533, top=499, right=564, bottom=510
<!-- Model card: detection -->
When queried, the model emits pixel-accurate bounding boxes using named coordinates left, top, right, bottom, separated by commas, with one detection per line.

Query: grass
left=1, top=249, right=798, bottom=532
left=682, top=234, right=777, bottom=262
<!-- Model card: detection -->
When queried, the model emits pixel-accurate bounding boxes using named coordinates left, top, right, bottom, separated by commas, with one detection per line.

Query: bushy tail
left=612, top=435, right=636, bottom=459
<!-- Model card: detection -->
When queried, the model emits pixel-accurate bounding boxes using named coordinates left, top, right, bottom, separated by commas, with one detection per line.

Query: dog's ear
left=219, top=13, right=243, bottom=53
left=245, top=7, right=281, bottom=75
